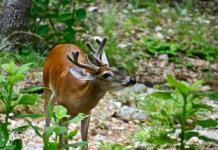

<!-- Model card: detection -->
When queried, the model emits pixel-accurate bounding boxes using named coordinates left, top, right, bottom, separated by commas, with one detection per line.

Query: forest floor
left=5, top=53, right=218, bottom=149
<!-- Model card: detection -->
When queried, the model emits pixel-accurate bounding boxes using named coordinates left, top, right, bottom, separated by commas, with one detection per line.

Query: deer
left=43, top=37, right=136, bottom=149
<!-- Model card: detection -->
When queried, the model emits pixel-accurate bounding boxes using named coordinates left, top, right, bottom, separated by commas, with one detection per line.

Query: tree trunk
left=0, top=0, right=32, bottom=39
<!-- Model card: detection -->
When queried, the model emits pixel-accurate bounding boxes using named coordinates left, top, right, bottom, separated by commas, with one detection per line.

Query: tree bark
left=0, top=0, right=32, bottom=38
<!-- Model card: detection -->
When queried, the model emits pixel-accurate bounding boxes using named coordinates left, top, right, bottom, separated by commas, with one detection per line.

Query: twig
left=0, top=31, right=47, bottom=51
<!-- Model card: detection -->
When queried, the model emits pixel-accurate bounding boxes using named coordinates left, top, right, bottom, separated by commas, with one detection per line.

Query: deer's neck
left=88, top=81, right=106, bottom=100
left=78, top=81, right=106, bottom=113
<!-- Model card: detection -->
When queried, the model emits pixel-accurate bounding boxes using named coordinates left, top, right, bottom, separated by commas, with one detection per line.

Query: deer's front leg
left=81, top=115, right=90, bottom=150
left=59, top=118, right=68, bottom=150
left=45, top=93, right=56, bottom=127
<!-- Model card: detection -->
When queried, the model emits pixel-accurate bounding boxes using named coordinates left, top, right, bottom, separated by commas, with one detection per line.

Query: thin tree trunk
left=0, top=0, right=32, bottom=39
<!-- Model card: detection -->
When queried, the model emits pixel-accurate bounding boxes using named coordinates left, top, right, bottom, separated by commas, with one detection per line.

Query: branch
left=0, top=31, right=47, bottom=51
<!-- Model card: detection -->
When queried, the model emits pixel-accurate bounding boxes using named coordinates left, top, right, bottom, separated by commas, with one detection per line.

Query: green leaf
left=47, top=102, right=56, bottom=122
left=0, top=124, right=9, bottom=148
left=150, top=92, right=172, bottom=100
left=167, top=75, right=190, bottom=95
left=53, top=126, right=67, bottom=135
left=75, top=8, right=86, bottom=20
left=184, top=131, right=199, bottom=140
left=1, top=61, right=17, bottom=75
left=11, top=139, right=22, bottom=150
left=67, top=113, right=87, bottom=124
left=190, top=80, right=204, bottom=91
left=185, top=131, right=218, bottom=144
left=18, top=94, right=38, bottom=105
left=44, top=142, right=58, bottom=150
left=63, top=141, right=87, bottom=148
left=3, top=145, right=16, bottom=150
left=12, top=125, right=29, bottom=133
left=62, top=28, right=75, bottom=41
left=0, top=75, right=5, bottom=83
left=196, top=92, right=218, bottom=100
left=56, top=13, right=72, bottom=22
left=53, top=105, right=68, bottom=120
left=37, top=25, right=50, bottom=36
left=64, top=129, right=78, bottom=140
left=192, top=103, right=213, bottom=110
left=20, top=86, right=44, bottom=94
left=8, top=74, right=24, bottom=85
left=148, top=132, right=175, bottom=144
left=16, top=63, right=31, bottom=74
left=198, top=135, right=218, bottom=144
left=25, top=119, right=42, bottom=137
left=15, top=113, right=45, bottom=119
left=196, top=119, right=218, bottom=128
left=44, top=127, right=54, bottom=140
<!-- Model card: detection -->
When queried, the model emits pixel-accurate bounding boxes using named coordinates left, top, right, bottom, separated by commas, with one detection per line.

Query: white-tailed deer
left=43, top=38, right=136, bottom=149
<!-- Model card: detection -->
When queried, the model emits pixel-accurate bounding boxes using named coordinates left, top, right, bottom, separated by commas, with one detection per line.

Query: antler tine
left=96, top=38, right=107, bottom=58
left=85, top=38, right=108, bottom=66
left=66, top=51, right=100, bottom=72
left=85, top=54, right=97, bottom=67
left=86, top=42, right=96, bottom=53
left=90, top=52, right=104, bottom=66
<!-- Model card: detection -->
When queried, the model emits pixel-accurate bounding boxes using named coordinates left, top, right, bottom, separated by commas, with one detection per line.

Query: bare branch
left=0, top=30, right=47, bottom=51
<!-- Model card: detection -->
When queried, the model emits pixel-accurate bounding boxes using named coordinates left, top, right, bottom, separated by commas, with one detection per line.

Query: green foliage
left=136, top=75, right=218, bottom=149
left=0, top=49, right=45, bottom=68
left=135, top=37, right=179, bottom=56
left=185, top=40, right=218, bottom=61
left=134, top=37, right=218, bottom=61
left=98, top=141, right=126, bottom=150
left=30, top=0, right=88, bottom=46
left=102, top=5, right=118, bottom=37
left=104, top=40, right=137, bottom=74
left=122, top=1, right=218, bottom=62
left=43, top=104, right=87, bottom=150
left=0, top=62, right=39, bottom=149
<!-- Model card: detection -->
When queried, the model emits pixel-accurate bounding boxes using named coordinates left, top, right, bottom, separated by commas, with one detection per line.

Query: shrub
left=136, top=75, right=218, bottom=149
left=0, top=62, right=39, bottom=149
left=44, top=104, right=87, bottom=150
left=30, top=0, right=88, bottom=46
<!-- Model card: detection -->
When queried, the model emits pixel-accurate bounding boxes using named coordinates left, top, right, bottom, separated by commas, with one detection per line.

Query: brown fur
left=43, top=44, right=105, bottom=116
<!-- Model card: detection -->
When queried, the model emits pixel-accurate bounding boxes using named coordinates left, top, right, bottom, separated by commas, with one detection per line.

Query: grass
left=98, top=141, right=126, bottom=150
left=96, top=0, right=218, bottom=72
left=0, top=45, right=45, bottom=68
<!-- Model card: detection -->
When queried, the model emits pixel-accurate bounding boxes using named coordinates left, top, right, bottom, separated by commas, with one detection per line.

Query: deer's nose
left=122, top=76, right=136, bottom=86
left=129, top=76, right=136, bottom=85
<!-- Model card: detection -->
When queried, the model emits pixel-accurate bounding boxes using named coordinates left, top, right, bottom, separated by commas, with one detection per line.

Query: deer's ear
left=101, top=51, right=109, bottom=66
left=69, top=67, right=94, bottom=80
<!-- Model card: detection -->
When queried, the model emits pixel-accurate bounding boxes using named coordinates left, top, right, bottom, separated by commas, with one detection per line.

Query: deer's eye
left=103, top=72, right=112, bottom=79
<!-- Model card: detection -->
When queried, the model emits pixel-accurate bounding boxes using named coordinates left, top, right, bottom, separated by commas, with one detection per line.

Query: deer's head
left=67, top=38, right=136, bottom=91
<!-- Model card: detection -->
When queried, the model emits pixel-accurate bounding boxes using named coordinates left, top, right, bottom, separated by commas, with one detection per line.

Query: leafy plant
left=0, top=47, right=45, bottom=68
left=136, top=75, right=218, bottom=149
left=0, top=62, right=39, bottom=149
left=43, top=105, right=87, bottom=150
left=98, top=141, right=126, bottom=150
left=184, top=40, right=218, bottom=61
left=134, top=36, right=218, bottom=61
left=138, top=37, right=179, bottom=56
left=30, top=0, right=88, bottom=46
